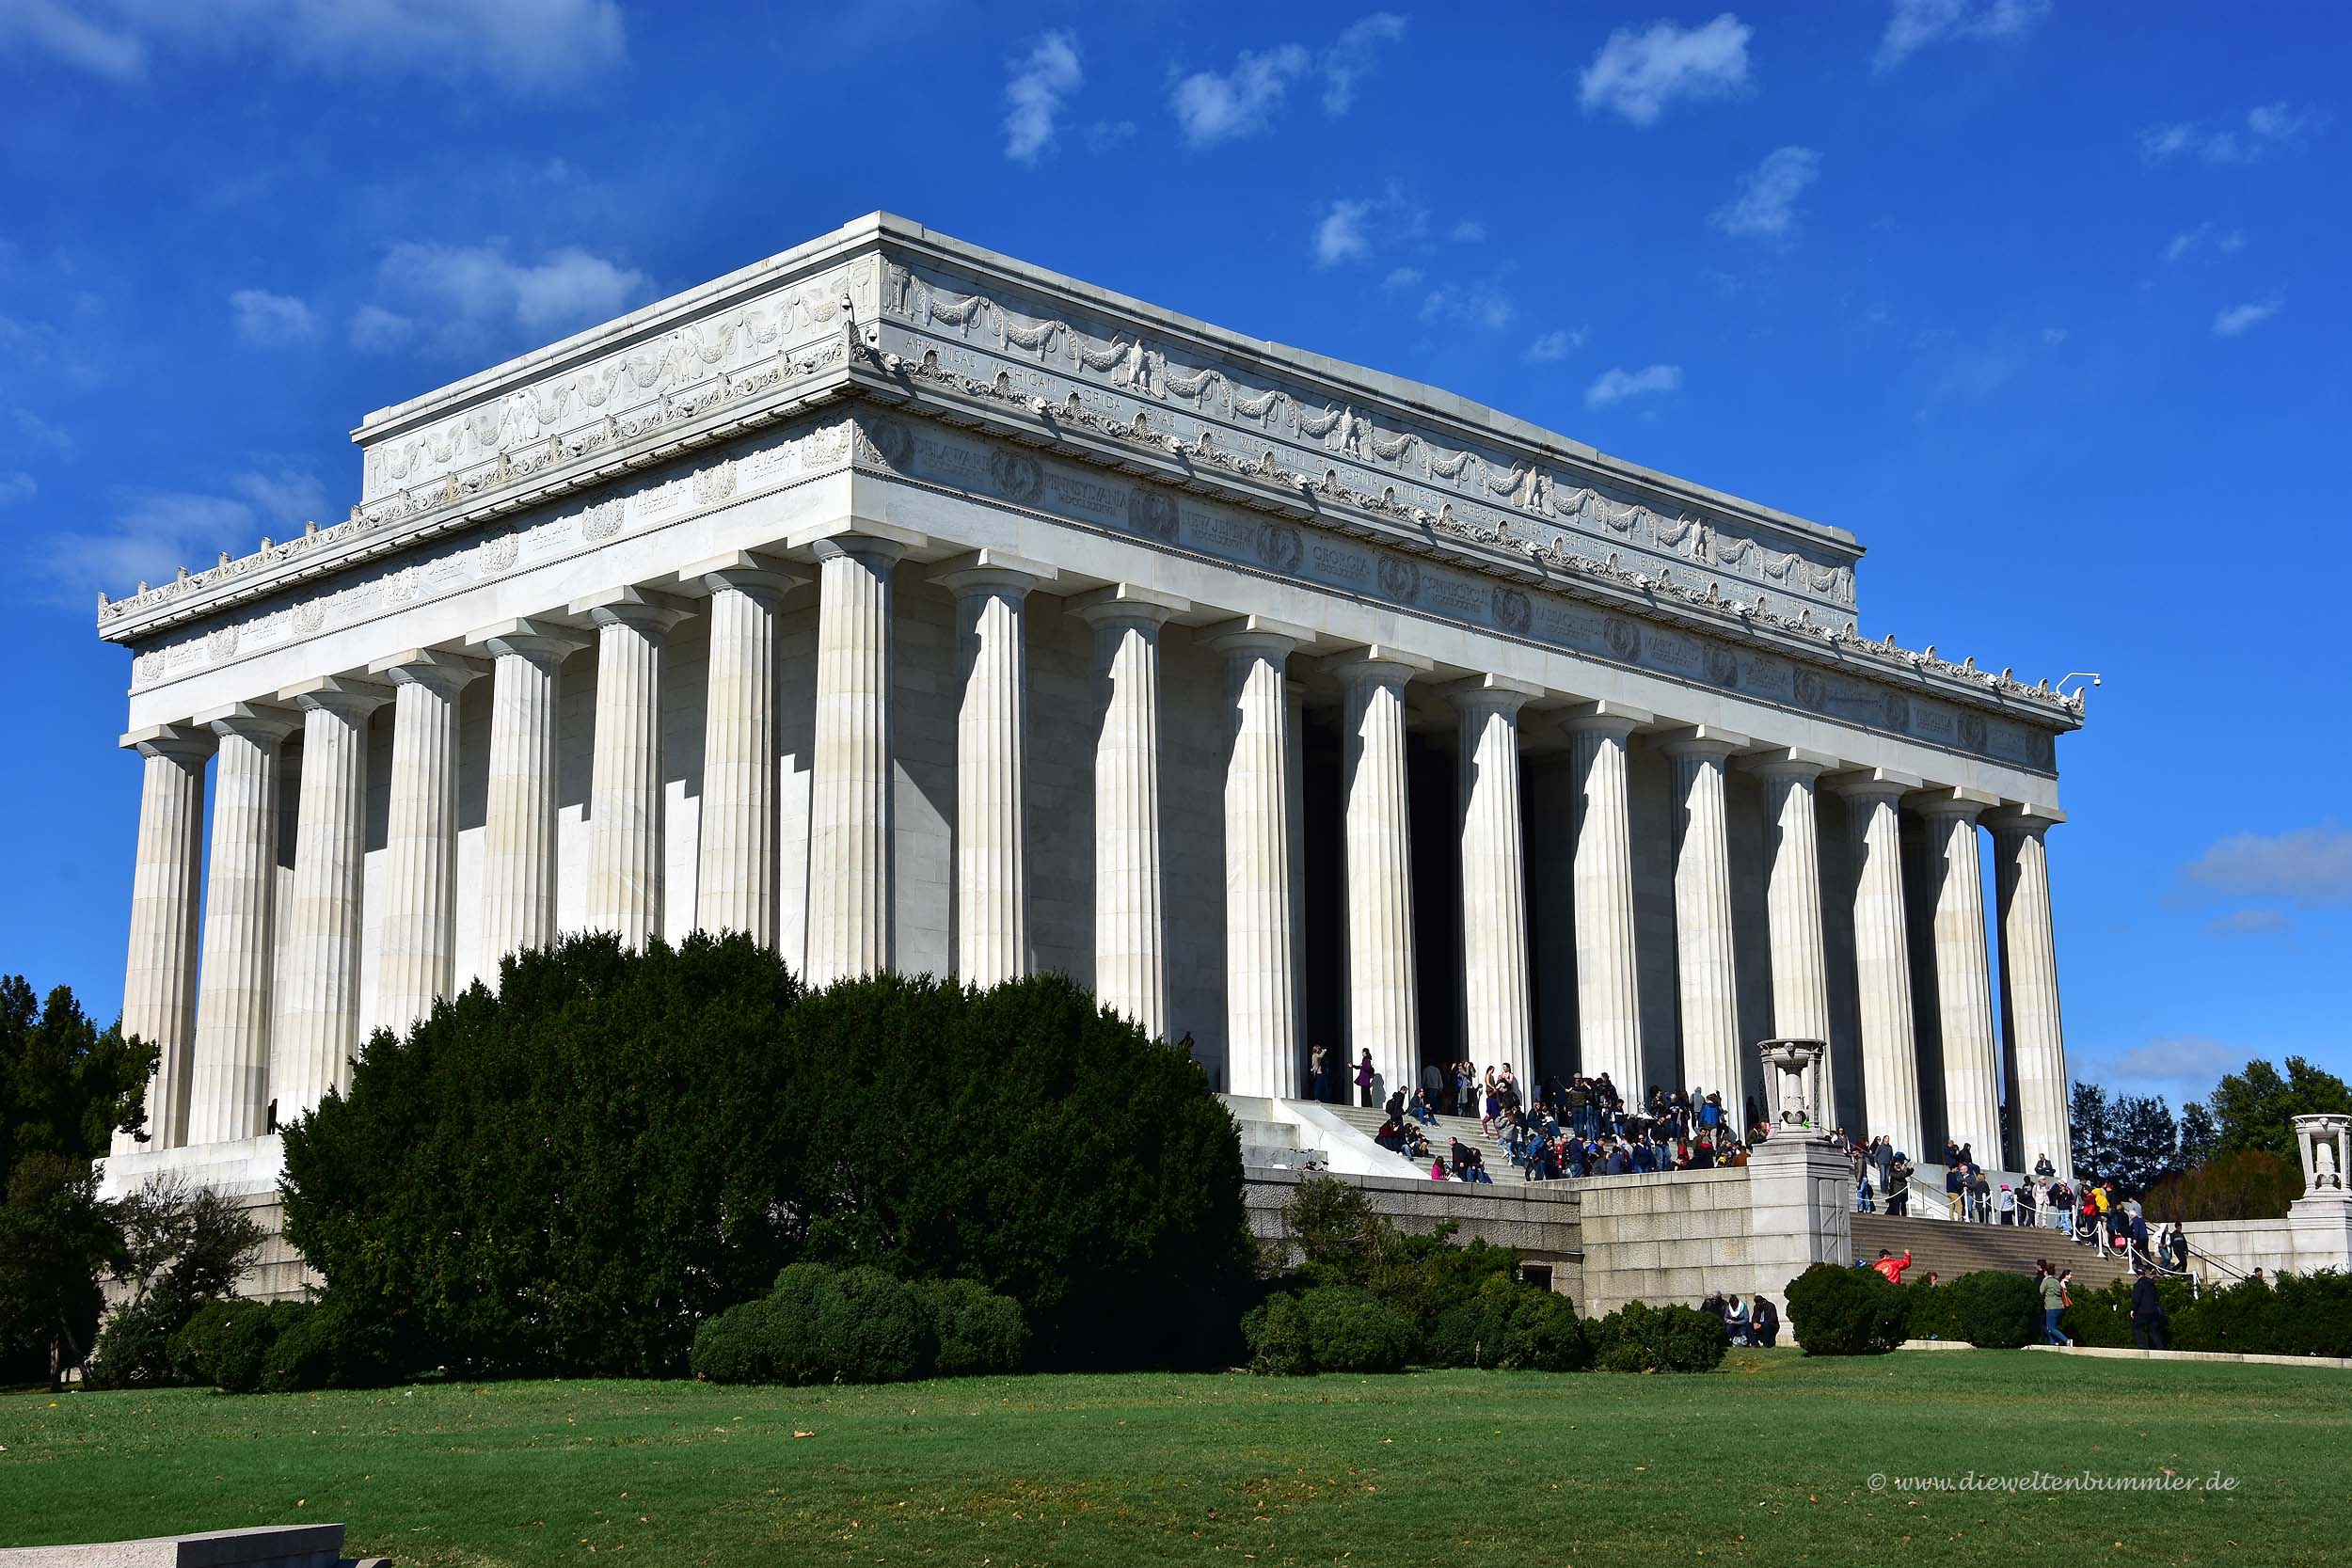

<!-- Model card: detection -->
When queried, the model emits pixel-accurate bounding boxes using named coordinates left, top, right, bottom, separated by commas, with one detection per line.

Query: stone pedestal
left=1746, top=1128, right=1858, bottom=1302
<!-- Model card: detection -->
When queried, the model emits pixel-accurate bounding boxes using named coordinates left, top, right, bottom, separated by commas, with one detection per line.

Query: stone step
left=1320, top=1101, right=1521, bottom=1179
left=1852, top=1212, right=2134, bottom=1291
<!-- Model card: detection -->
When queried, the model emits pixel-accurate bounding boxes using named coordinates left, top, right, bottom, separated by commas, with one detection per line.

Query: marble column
left=1211, top=619, right=1308, bottom=1097
left=1919, top=787, right=2002, bottom=1162
left=187, top=704, right=297, bottom=1147
left=115, top=724, right=212, bottom=1154
left=370, top=650, right=483, bottom=1035
left=274, top=677, right=389, bottom=1124
left=1991, top=805, right=2072, bottom=1184
left=1073, top=586, right=1189, bottom=1037
left=1565, top=703, right=1650, bottom=1094
left=682, top=555, right=801, bottom=948
left=933, top=551, right=1056, bottom=990
left=1451, top=677, right=1539, bottom=1074
left=803, top=534, right=904, bottom=987
left=469, top=620, right=582, bottom=970
left=1660, top=728, right=1747, bottom=1105
left=1333, top=648, right=1430, bottom=1103
left=1833, top=770, right=1925, bottom=1160
left=578, top=587, right=689, bottom=950
left=1756, top=751, right=1837, bottom=1125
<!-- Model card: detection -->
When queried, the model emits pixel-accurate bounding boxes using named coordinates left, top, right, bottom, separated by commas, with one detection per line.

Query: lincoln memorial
left=93, top=213, right=2083, bottom=1203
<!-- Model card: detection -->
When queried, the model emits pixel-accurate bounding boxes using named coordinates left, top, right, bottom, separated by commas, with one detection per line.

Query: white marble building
left=94, top=213, right=2084, bottom=1202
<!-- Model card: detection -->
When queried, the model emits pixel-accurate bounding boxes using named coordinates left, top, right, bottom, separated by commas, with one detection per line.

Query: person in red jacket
left=1871, top=1248, right=1913, bottom=1284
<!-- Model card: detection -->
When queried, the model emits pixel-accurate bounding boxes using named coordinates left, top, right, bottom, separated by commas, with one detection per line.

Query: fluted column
left=1211, top=620, right=1307, bottom=1097
left=579, top=587, right=689, bottom=950
left=274, top=678, right=389, bottom=1124
left=1333, top=648, right=1429, bottom=1101
left=469, top=620, right=582, bottom=971
left=683, top=556, right=800, bottom=947
left=1919, top=787, right=2001, bottom=1161
left=1991, top=806, right=2072, bottom=1184
left=934, top=552, right=1056, bottom=989
left=1834, top=770, right=1924, bottom=1160
left=1565, top=703, right=1649, bottom=1093
left=369, top=650, right=483, bottom=1035
left=1073, top=586, right=1188, bottom=1037
left=1661, top=728, right=1746, bottom=1103
left=1756, top=751, right=1836, bottom=1124
left=1451, top=677, right=1538, bottom=1072
left=187, top=705, right=297, bottom=1146
left=804, top=534, right=903, bottom=986
left=115, top=724, right=212, bottom=1154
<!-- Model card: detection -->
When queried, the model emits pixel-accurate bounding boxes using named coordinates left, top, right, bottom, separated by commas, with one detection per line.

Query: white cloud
left=1381, top=266, right=1424, bottom=292
left=1322, top=11, right=1406, bottom=116
left=1579, top=13, right=1751, bottom=127
left=0, top=470, right=34, bottom=507
left=1709, top=145, right=1820, bottom=242
left=1585, top=363, right=1682, bottom=407
left=2040, top=325, right=2066, bottom=345
left=2205, top=908, right=2292, bottom=937
left=2212, top=296, right=2281, bottom=337
left=44, top=468, right=324, bottom=602
left=2096, top=1035, right=2247, bottom=1090
left=9, top=404, right=76, bottom=452
left=1313, top=198, right=1376, bottom=266
left=1171, top=43, right=1310, bottom=147
left=1083, top=119, right=1136, bottom=153
left=2141, top=102, right=2328, bottom=166
left=1448, top=218, right=1486, bottom=244
left=373, top=241, right=651, bottom=351
left=1418, top=280, right=1514, bottom=331
left=349, top=303, right=414, bottom=353
left=2182, top=825, right=2352, bottom=903
left=2164, top=222, right=2246, bottom=263
left=0, top=0, right=625, bottom=88
left=1522, top=327, right=1586, bottom=363
left=1874, top=0, right=2048, bottom=73
left=1003, top=30, right=1082, bottom=165
left=229, top=287, right=314, bottom=345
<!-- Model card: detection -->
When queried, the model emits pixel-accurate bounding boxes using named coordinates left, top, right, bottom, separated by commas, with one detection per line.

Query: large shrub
left=215, top=1301, right=310, bottom=1393
left=1786, top=1264, right=1908, bottom=1355
left=689, top=1263, right=1025, bottom=1385
left=1949, top=1271, right=2042, bottom=1350
left=283, top=936, right=1249, bottom=1377
left=1424, top=1277, right=1593, bottom=1371
left=259, top=1298, right=401, bottom=1392
left=83, top=1179, right=262, bottom=1389
left=1240, top=1293, right=1313, bottom=1375
left=1295, top=1285, right=1415, bottom=1373
left=1590, top=1301, right=1728, bottom=1374
left=1903, top=1281, right=1962, bottom=1342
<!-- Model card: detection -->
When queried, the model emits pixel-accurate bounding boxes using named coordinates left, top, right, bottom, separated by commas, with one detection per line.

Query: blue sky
left=2, top=0, right=2346, bottom=1115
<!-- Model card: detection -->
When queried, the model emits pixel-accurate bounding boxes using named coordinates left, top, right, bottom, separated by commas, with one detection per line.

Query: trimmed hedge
left=1786, top=1263, right=1908, bottom=1355
left=1590, top=1302, right=1728, bottom=1374
left=689, top=1264, right=1027, bottom=1385
left=2063, top=1271, right=2352, bottom=1356
left=1949, top=1270, right=2042, bottom=1350
left=1295, top=1285, right=1416, bottom=1373
left=1902, top=1281, right=1962, bottom=1342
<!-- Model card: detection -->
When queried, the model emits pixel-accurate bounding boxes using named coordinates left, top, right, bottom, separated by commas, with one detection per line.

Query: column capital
left=1441, top=673, right=1545, bottom=715
left=468, top=617, right=590, bottom=664
left=570, top=584, right=692, bottom=634
left=929, top=547, right=1059, bottom=597
left=370, top=647, right=489, bottom=700
left=1743, top=745, right=1838, bottom=783
left=675, top=550, right=809, bottom=601
left=786, top=516, right=927, bottom=562
left=1909, top=783, right=2001, bottom=822
left=1984, top=801, right=2067, bottom=838
left=195, top=701, right=300, bottom=744
left=1561, top=699, right=1655, bottom=740
left=276, top=675, right=390, bottom=721
left=1825, top=765, right=1925, bottom=804
left=1202, top=613, right=1318, bottom=657
left=1658, top=723, right=1752, bottom=762
left=1070, top=582, right=1191, bottom=628
left=1322, top=644, right=1435, bottom=688
left=120, top=722, right=215, bottom=763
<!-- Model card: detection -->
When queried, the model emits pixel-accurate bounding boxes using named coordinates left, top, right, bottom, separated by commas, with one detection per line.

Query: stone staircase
left=1852, top=1211, right=2134, bottom=1291
left=1321, top=1099, right=1527, bottom=1180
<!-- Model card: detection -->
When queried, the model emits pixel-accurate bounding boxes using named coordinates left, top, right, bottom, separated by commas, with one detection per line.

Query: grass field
left=5, top=1351, right=2347, bottom=1567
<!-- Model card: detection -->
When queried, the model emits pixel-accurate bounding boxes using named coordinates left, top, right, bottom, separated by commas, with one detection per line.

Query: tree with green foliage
left=282, top=933, right=1252, bottom=1378
left=2175, top=1101, right=2222, bottom=1169
left=2206, top=1056, right=2352, bottom=1164
left=2110, top=1094, right=2180, bottom=1195
left=0, top=976, right=152, bottom=1386
left=2069, top=1081, right=2115, bottom=1180
left=84, top=1176, right=263, bottom=1388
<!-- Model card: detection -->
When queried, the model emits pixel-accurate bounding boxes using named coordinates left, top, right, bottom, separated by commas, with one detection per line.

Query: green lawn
left=4, top=1352, right=2346, bottom=1567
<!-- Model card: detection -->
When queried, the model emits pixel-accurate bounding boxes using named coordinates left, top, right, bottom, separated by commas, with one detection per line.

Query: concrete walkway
left=2023, top=1343, right=2352, bottom=1370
